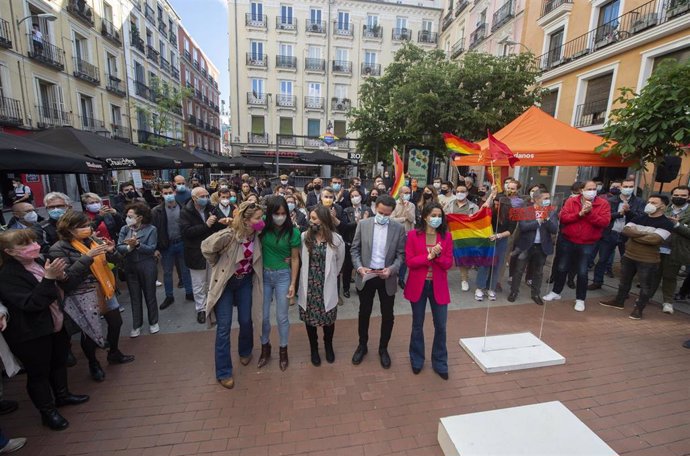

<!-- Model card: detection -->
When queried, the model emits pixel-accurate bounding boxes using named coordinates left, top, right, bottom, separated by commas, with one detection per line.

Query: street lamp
left=17, top=13, right=57, bottom=26
left=497, top=36, right=532, bottom=53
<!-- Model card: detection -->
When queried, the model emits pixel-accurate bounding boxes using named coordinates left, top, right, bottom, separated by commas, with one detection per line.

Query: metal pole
left=276, top=134, right=280, bottom=176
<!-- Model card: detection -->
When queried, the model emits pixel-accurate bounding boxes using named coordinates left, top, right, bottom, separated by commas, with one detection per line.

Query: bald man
left=173, top=175, right=192, bottom=205
left=8, top=202, right=50, bottom=253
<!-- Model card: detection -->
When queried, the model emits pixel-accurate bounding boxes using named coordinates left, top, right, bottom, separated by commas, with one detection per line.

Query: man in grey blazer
left=350, top=194, right=406, bottom=368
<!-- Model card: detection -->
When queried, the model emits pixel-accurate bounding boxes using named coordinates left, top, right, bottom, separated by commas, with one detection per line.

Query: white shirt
left=369, top=222, right=389, bottom=269
left=218, top=204, right=232, bottom=217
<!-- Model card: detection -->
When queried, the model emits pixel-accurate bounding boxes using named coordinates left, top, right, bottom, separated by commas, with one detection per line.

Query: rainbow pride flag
left=390, top=148, right=404, bottom=198
left=447, top=207, right=496, bottom=267
left=442, top=133, right=480, bottom=155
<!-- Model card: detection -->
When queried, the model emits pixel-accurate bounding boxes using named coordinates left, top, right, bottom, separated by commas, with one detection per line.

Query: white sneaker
left=156, top=280, right=162, bottom=287
left=461, top=281, right=469, bottom=291
left=574, top=300, right=585, bottom=312
left=662, top=303, right=674, bottom=314
left=543, top=291, right=562, bottom=302
left=474, top=289, right=484, bottom=301
left=487, top=290, right=497, bottom=301
left=130, top=327, right=141, bottom=338
left=119, top=306, right=125, bottom=313
left=149, top=323, right=160, bottom=334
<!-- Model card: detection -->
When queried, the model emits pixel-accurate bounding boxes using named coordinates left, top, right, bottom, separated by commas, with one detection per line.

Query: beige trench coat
left=200, top=228, right=263, bottom=327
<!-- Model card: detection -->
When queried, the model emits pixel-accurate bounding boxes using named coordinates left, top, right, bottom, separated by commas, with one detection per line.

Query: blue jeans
left=553, top=237, right=595, bottom=300
left=409, top=281, right=448, bottom=374
left=214, top=274, right=254, bottom=380
left=161, top=240, right=193, bottom=297
left=476, top=236, right=509, bottom=291
left=261, top=268, right=291, bottom=347
left=593, top=231, right=624, bottom=284
left=0, top=427, right=8, bottom=449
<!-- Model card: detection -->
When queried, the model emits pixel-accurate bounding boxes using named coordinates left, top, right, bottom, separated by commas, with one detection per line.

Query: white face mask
left=23, top=210, right=38, bottom=223
left=272, top=215, right=286, bottom=226
left=583, top=190, right=597, bottom=200
left=621, top=188, right=634, bottom=196
left=280, top=180, right=288, bottom=185
left=351, top=196, right=362, bottom=205
left=433, top=182, right=441, bottom=189
left=456, top=192, right=467, bottom=201
left=126, top=216, right=138, bottom=226
left=220, top=199, right=230, bottom=206
left=644, top=203, right=658, bottom=215
left=86, top=202, right=102, bottom=213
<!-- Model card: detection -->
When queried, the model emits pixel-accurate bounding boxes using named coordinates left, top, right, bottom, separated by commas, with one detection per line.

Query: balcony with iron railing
left=203, top=95, right=209, bottom=105
left=169, top=30, right=177, bottom=45
left=192, top=60, right=200, bottom=70
left=246, top=53, right=267, bottom=67
left=130, top=32, right=144, bottom=53
left=276, top=94, right=296, bottom=108
left=276, top=55, right=297, bottom=69
left=305, top=57, right=326, bottom=72
left=574, top=98, right=609, bottom=128
left=245, top=13, right=267, bottom=28
left=196, top=118, right=204, bottom=129
left=392, top=28, right=412, bottom=41
left=171, top=65, right=179, bottom=80
left=137, top=129, right=182, bottom=146
left=304, top=138, right=322, bottom=148
left=540, top=0, right=573, bottom=18
left=418, top=30, right=438, bottom=44
left=67, top=0, right=94, bottom=26
left=101, top=18, right=121, bottom=45
left=361, top=62, right=381, bottom=76
left=304, top=96, right=324, bottom=110
left=247, top=92, right=268, bottom=106
left=248, top=132, right=269, bottom=144
left=172, top=103, right=182, bottom=115
left=450, top=38, right=465, bottom=58
left=332, top=60, right=352, bottom=74
left=187, top=114, right=198, bottom=127
left=158, top=19, right=167, bottom=37
left=131, top=0, right=141, bottom=11
left=195, top=89, right=203, bottom=101
left=278, top=135, right=297, bottom=147
left=492, top=0, right=515, bottom=32
left=331, top=97, right=351, bottom=111
left=111, top=124, right=130, bottom=142
left=306, top=20, right=326, bottom=33
left=0, top=19, right=11, bottom=49
left=145, top=4, right=155, bottom=24
left=73, top=57, right=100, bottom=84
left=159, top=56, right=170, bottom=72
left=276, top=16, right=297, bottom=31
left=183, top=49, right=191, bottom=62
left=469, top=23, right=487, bottom=49
left=35, top=105, right=71, bottom=128
left=134, top=81, right=151, bottom=100
left=27, top=35, right=65, bottom=70
left=442, top=12, right=453, bottom=32
left=0, top=97, right=23, bottom=126
left=146, top=45, right=159, bottom=64
left=456, top=0, right=470, bottom=16
left=363, top=24, right=383, bottom=39
left=333, top=21, right=353, bottom=37
left=79, top=115, right=105, bottom=132
left=106, top=75, right=126, bottom=97
left=537, top=0, right=688, bottom=71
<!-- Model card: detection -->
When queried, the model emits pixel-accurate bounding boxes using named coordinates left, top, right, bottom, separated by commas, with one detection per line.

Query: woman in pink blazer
left=404, top=202, right=454, bottom=379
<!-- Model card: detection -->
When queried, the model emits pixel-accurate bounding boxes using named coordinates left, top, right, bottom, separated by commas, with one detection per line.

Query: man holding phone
left=350, top=194, right=406, bottom=369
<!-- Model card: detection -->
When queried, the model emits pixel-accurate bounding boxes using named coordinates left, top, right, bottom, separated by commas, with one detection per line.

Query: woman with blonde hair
left=201, top=201, right=265, bottom=389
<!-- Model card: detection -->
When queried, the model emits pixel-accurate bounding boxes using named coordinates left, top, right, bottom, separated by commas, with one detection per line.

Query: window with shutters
left=251, top=115, right=265, bottom=134
left=575, top=72, right=613, bottom=128
left=540, top=89, right=558, bottom=117
left=307, top=118, right=320, bottom=137
left=35, top=78, right=67, bottom=126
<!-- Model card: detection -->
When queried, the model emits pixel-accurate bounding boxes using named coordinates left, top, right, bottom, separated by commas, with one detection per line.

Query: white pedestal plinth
left=438, top=401, right=618, bottom=456
left=459, top=332, right=565, bottom=373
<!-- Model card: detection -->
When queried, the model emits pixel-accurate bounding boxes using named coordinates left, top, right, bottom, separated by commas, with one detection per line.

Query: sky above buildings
left=169, top=0, right=229, bottom=114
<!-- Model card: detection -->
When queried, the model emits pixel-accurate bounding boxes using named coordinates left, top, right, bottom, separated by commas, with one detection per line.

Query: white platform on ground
left=438, top=401, right=618, bottom=456
left=459, top=332, right=565, bottom=373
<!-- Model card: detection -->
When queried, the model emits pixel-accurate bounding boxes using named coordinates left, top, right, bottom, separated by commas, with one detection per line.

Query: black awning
left=0, top=133, right=106, bottom=174
left=191, top=148, right=235, bottom=169
left=298, top=150, right=350, bottom=165
left=30, top=127, right=175, bottom=169
left=225, top=156, right=266, bottom=169
left=157, top=146, right=208, bottom=168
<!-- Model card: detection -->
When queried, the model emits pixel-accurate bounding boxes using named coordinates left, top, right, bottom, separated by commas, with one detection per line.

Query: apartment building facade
left=122, top=0, right=183, bottom=147
left=178, top=26, right=222, bottom=154
left=227, top=0, right=443, bottom=168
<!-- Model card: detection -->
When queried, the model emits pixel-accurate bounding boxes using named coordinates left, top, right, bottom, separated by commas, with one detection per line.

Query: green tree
left=138, top=76, right=192, bottom=148
left=348, top=43, right=544, bottom=164
left=598, top=59, right=690, bottom=187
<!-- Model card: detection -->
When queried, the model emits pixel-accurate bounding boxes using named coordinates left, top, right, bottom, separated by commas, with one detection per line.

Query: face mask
left=313, top=184, right=322, bottom=192
left=644, top=203, right=658, bottom=215
left=272, top=215, right=286, bottom=226
left=433, top=182, right=441, bottom=189
left=23, top=211, right=38, bottom=223
left=332, top=183, right=341, bottom=191
left=621, top=188, right=634, bottom=197
left=48, top=208, right=66, bottom=220
left=75, top=227, right=92, bottom=239
left=310, top=223, right=321, bottom=233
left=375, top=213, right=390, bottom=225
left=456, top=192, right=467, bottom=201
left=596, top=184, right=603, bottom=192
left=402, top=194, right=411, bottom=202
left=251, top=220, right=266, bottom=232
left=672, top=197, right=688, bottom=207
left=11, top=242, right=41, bottom=260
left=86, top=202, right=102, bottom=213
left=220, top=199, right=230, bottom=206
left=440, top=189, right=448, bottom=195
left=541, top=199, right=551, bottom=207
left=176, top=185, right=187, bottom=192
left=280, top=180, right=288, bottom=185
left=583, top=190, right=597, bottom=200
left=287, top=202, right=296, bottom=212
left=428, top=216, right=442, bottom=229
left=423, top=193, right=432, bottom=200
left=322, top=198, right=333, bottom=207
left=126, top=216, right=138, bottom=226
left=229, top=196, right=238, bottom=204
left=196, top=197, right=209, bottom=207
left=609, top=188, right=621, bottom=196
left=126, top=190, right=137, bottom=199
left=163, top=194, right=176, bottom=204
left=351, top=196, right=362, bottom=205
left=219, top=185, right=228, bottom=190
left=478, top=191, right=486, bottom=197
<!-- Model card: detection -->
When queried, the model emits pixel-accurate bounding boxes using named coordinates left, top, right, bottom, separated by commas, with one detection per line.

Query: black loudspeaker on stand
left=655, top=156, right=682, bottom=192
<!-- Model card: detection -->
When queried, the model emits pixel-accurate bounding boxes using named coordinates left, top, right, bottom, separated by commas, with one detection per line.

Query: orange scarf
left=70, top=240, right=116, bottom=300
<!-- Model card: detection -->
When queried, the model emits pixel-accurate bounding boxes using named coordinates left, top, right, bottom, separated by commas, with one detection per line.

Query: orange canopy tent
left=453, top=106, right=633, bottom=168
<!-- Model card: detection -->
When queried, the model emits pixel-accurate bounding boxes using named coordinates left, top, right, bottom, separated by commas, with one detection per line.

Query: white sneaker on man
left=0, top=437, right=26, bottom=454
left=474, top=289, right=484, bottom=301
left=149, top=323, right=160, bottom=334
left=130, top=327, right=141, bottom=338
left=155, top=280, right=162, bottom=287
left=487, top=290, right=497, bottom=301
left=461, top=281, right=469, bottom=292
left=662, top=303, right=674, bottom=314
left=574, top=300, right=585, bottom=312
left=543, top=291, right=562, bottom=301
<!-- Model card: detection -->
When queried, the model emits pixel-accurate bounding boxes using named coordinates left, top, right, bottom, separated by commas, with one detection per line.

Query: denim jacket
left=117, top=224, right=158, bottom=265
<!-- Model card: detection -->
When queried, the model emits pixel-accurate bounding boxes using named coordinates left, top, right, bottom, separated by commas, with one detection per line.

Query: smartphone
left=370, top=268, right=383, bottom=273
left=89, top=235, right=104, bottom=245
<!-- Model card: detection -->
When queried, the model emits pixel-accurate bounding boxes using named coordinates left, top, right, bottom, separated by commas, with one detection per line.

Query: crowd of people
left=0, top=169, right=689, bottom=449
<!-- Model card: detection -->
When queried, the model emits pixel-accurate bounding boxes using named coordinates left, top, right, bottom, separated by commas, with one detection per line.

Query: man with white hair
left=40, top=192, right=71, bottom=245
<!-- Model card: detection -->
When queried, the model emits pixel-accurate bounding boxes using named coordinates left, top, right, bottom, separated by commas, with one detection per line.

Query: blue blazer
left=515, top=210, right=559, bottom=256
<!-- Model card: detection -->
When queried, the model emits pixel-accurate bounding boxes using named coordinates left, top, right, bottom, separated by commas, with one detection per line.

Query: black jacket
left=342, top=206, right=374, bottom=244
left=48, top=239, right=121, bottom=295
left=0, top=257, right=60, bottom=343
left=604, top=194, right=645, bottom=234
left=179, top=200, right=223, bottom=269
left=40, top=218, right=59, bottom=245
left=152, top=203, right=171, bottom=250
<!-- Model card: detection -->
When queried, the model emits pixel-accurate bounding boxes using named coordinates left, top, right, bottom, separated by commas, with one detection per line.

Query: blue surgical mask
left=229, top=196, right=237, bottom=204
left=375, top=213, right=390, bottom=225
left=163, top=194, right=176, bottom=203
left=196, top=197, right=209, bottom=207
left=428, top=216, right=442, bottom=229
left=402, top=194, right=410, bottom=202
left=541, top=199, right=551, bottom=207
left=287, top=202, right=295, bottom=212
left=48, top=208, right=66, bottom=220
left=332, top=183, right=341, bottom=191
left=176, top=184, right=187, bottom=192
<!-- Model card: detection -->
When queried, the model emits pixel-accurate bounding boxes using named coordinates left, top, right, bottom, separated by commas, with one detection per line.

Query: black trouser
left=357, top=277, right=395, bottom=349
left=614, top=256, right=658, bottom=308
left=305, top=323, right=334, bottom=349
left=81, top=308, right=123, bottom=362
left=510, top=245, right=548, bottom=297
left=341, top=244, right=354, bottom=293
left=126, top=257, right=159, bottom=328
left=9, top=329, right=70, bottom=411
left=550, top=235, right=576, bottom=283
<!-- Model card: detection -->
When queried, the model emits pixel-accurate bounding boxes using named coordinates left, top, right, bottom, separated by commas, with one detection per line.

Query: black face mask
left=672, top=197, right=688, bottom=207
left=423, top=193, right=432, bottom=200
left=609, top=188, right=621, bottom=196
left=309, top=223, right=321, bottom=232
left=126, top=190, right=136, bottom=199
left=440, top=189, right=448, bottom=195
left=313, top=185, right=322, bottom=191
left=478, top=191, right=487, bottom=197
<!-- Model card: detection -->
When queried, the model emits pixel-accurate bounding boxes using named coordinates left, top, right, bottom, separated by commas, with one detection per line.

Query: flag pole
left=482, top=159, right=500, bottom=352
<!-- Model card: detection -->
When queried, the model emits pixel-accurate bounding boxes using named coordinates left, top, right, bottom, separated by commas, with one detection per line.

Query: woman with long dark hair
left=416, top=185, right=439, bottom=222
left=257, top=196, right=300, bottom=370
left=298, top=205, right=345, bottom=366
left=404, top=202, right=453, bottom=379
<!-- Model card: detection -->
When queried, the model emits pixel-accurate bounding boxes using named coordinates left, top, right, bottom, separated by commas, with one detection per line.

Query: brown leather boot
left=279, top=346, right=288, bottom=371
left=257, top=343, right=271, bottom=368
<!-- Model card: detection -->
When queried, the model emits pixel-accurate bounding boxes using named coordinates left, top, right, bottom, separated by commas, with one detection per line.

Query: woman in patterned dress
left=298, top=206, right=345, bottom=366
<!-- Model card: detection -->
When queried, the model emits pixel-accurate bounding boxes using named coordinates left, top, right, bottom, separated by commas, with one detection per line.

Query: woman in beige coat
left=201, top=202, right=264, bottom=389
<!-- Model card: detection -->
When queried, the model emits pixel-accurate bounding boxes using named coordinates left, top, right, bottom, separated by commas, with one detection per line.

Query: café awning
left=0, top=133, right=106, bottom=173
left=157, top=146, right=208, bottom=168
left=298, top=150, right=350, bottom=165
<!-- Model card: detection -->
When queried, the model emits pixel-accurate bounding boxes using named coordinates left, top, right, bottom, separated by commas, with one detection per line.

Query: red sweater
left=559, top=196, right=611, bottom=245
